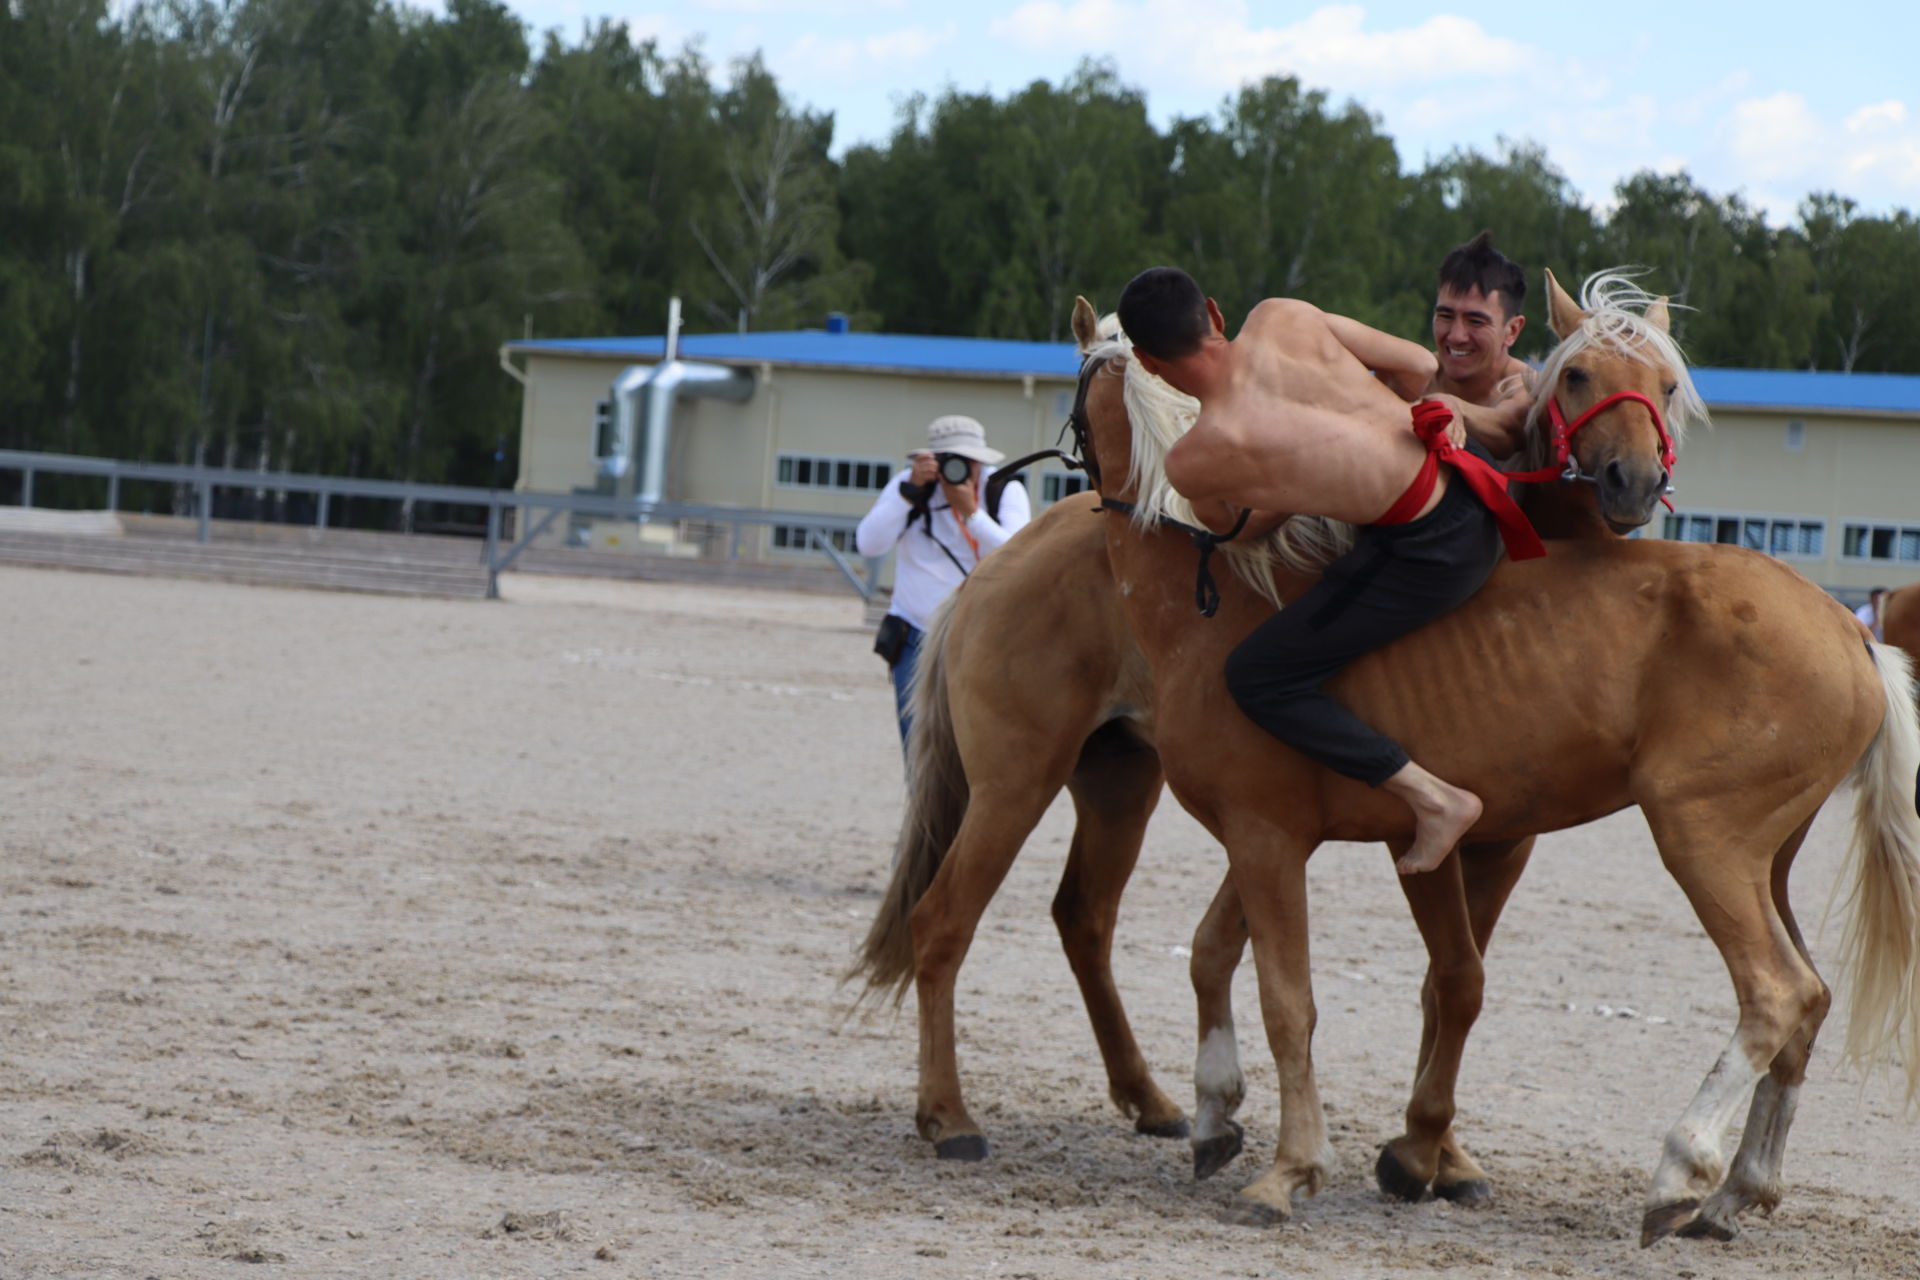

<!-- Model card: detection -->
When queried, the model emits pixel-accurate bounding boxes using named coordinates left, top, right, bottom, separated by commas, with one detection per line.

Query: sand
left=2, top=563, right=1917, bottom=1280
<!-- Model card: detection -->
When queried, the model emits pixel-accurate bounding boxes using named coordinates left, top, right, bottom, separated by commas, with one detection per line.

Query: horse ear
left=1545, top=269, right=1584, bottom=340
left=1072, top=296, right=1100, bottom=352
left=1644, top=295, right=1671, bottom=333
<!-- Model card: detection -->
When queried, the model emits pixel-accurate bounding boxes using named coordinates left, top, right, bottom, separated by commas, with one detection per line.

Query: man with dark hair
left=1116, top=265, right=1539, bottom=874
left=1429, top=231, right=1529, bottom=420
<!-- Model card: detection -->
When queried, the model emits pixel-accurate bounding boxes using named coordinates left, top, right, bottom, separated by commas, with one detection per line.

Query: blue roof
left=506, top=329, right=1082, bottom=380
left=1689, top=367, right=1920, bottom=416
left=506, top=328, right=1920, bottom=414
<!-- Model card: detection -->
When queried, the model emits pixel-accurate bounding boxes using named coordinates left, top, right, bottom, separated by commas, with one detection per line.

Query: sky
left=460, top=0, right=1920, bottom=225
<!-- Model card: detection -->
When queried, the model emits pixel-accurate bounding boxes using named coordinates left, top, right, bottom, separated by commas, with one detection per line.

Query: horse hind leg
left=1638, top=804, right=1829, bottom=1247
left=912, top=775, right=1069, bottom=1161
left=1683, top=815, right=1830, bottom=1241
left=1053, top=722, right=1188, bottom=1141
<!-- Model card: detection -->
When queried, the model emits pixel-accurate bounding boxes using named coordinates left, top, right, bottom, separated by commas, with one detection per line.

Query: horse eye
left=1565, top=367, right=1589, bottom=386
left=1664, top=383, right=1677, bottom=399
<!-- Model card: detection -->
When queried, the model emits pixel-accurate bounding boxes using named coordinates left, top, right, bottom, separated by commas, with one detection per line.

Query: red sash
left=1373, top=400, right=1546, bottom=561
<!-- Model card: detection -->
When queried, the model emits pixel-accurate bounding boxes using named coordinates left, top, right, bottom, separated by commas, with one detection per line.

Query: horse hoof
left=1678, top=1211, right=1738, bottom=1242
left=1639, top=1198, right=1701, bottom=1248
left=1434, top=1177, right=1493, bottom=1207
left=1374, top=1144, right=1431, bottom=1203
left=1192, top=1121, right=1244, bottom=1181
left=934, top=1133, right=991, bottom=1162
left=1136, top=1115, right=1191, bottom=1140
left=1219, top=1195, right=1287, bottom=1229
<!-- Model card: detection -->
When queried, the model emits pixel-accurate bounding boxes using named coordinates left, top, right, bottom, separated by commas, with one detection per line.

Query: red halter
left=1507, top=389, right=1676, bottom=510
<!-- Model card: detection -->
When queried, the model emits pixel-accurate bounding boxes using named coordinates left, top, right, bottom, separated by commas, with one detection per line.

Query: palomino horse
left=1078, top=288, right=1920, bottom=1245
left=854, top=273, right=1698, bottom=1191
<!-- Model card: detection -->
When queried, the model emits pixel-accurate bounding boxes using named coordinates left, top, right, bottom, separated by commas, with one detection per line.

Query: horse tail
left=847, top=595, right=969, bottom=1005
left=1836, top=641, right=1920, bottom=1107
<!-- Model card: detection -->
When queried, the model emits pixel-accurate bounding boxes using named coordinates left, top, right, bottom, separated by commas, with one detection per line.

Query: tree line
left=4, top=0, right=1918, bottom=502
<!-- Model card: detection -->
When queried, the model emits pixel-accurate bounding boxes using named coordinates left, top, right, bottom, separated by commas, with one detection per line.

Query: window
left=1660, top=509, right=1826, bottom=561
left=770, top=524, right=855, bottom=553
left=1842, top=521, right=1920, bottom=564
left=775, top=453, right=894, bottom=494
left=1041, top=471, right=1089, bottom=504
left=1784, top=419, right=1806, bottom=452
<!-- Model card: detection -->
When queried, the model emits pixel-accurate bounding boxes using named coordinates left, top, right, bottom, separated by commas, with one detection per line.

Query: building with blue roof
left=500, top=319, right=1920, bottom=594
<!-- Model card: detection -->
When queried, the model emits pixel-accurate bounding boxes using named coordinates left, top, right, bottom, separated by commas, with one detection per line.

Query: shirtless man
left=1116, top=252, right=1540, bottom=875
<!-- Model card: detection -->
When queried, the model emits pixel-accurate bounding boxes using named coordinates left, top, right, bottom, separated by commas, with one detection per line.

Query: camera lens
left=938, top=454, right=972, bottom=485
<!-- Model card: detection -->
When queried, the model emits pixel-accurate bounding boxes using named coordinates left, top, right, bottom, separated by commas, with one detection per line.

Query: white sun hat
left=923, top=414, right=1004, bottom=464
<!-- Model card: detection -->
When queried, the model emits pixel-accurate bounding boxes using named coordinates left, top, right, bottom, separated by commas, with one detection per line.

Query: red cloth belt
left=1373, top=400, right=1546, bottom=560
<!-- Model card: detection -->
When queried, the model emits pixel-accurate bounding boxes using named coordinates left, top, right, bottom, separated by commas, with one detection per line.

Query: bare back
left=1166, top=299, right=1436, bottom=524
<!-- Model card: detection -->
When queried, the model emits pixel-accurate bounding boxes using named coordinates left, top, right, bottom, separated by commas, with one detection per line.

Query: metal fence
left=0, top=449, right=883, bottom=600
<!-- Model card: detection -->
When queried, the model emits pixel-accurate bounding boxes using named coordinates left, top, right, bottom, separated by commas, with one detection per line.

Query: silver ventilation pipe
left=593, top=297, right=755, bottom=507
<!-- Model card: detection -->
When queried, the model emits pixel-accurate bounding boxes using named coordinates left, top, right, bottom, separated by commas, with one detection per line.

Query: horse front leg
left=1054, top=733, right=1188, bottom=1142
left=1188, top=871, right=1249, bottom=1179
left=1377, top=841, right=1485, bottom=1205
left=1220, top=835, right=1330, bottom=1227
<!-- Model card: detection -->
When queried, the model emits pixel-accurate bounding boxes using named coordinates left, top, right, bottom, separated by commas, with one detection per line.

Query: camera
left=936, top=453, right=973, bottom=485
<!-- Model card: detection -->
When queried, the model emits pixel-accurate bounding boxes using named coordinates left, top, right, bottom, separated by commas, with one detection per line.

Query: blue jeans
left=888, top=623, right=924, bottom=748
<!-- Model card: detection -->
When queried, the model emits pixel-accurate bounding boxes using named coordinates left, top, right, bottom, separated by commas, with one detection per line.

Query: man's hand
left=1419, top=394, right=1471, bottom=447
left=908, top=452, right=939, bottom=488
left=942, top=478, right=978, bottom=521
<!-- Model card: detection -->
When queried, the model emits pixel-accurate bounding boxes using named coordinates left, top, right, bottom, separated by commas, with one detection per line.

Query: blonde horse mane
left=1096, top=337, right=1353, bottom=610
left=1514, top=270, right=1709, bottom=474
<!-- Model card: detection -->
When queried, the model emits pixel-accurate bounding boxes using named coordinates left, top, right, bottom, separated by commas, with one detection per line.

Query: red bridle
left=1507, top=389, right=1676, bottom=510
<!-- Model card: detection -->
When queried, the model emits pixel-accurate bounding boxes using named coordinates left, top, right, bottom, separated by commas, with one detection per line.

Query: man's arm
left=1421, top=388, right=1533, bottom=458
left=1322, top=312, right=1439, bottom=402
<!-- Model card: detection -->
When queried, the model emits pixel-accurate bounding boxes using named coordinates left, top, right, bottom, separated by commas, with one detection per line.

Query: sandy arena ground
left=3, top=562, right=1918, bottom=1280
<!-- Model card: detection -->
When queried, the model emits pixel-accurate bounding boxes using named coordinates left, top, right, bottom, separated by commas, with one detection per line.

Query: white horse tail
left=847, top=594, right=968, bottom=1005
left=1837, top=641, right=1920, bottom=1106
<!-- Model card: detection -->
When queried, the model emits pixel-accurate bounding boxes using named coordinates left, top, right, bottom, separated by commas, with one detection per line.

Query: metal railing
left=0, top=449, right=884, bottom=600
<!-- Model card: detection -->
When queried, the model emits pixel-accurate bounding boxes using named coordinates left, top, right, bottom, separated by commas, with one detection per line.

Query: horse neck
left=1519, top=479, right=1618, bottom=542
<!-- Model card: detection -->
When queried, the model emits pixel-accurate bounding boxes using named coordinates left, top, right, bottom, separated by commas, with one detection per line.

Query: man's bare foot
left=1380, top=763, right=1483, bottom=875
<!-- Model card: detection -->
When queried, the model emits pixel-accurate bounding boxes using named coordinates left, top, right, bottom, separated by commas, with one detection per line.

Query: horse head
left=1069, top=295, right=1125, bottom=493
left=1523, top=270, right=1707, bottom=535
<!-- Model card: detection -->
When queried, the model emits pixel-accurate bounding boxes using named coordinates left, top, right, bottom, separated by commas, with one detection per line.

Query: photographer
left=857, top=414, right=1031, bottom=746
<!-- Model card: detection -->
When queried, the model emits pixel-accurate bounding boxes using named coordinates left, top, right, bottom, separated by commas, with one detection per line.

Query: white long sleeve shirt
left=855, top=466, right=1031, bottom=631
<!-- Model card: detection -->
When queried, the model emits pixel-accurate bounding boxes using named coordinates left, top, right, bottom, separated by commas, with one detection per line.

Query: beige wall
left=1658, top=409, right=1920, bottom=593
left=510, top=352, right=1078, bottom=564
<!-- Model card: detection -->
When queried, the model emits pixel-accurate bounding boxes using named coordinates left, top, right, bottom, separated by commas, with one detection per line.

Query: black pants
left=1224, top=454, right=1505, bottom=786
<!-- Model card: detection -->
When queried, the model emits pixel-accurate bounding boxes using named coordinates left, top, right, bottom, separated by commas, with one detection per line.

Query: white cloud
left=1713, top=91, right=1920, bottom=215
left=784, top=24, right=956, bottom=77
left=694, top=0, right=908, bottom=13
left=1846, top=100, right=1909, bottom=132
left=990, top=1, right=1560, bottom=99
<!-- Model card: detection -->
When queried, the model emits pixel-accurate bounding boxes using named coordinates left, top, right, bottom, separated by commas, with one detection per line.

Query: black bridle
left=1068, top=348, right=1250, bottom=618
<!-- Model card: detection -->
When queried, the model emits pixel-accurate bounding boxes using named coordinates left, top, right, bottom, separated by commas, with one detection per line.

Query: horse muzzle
left=1595, top=457, right=1670, bottom=533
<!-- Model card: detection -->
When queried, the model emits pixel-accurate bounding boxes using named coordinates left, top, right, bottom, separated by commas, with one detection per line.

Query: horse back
left=1137, top=535, right=1882, bottom=844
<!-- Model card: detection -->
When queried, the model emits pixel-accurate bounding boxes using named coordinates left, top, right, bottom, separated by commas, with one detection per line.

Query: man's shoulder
left=1244, top=297, right=1324, bottom=329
